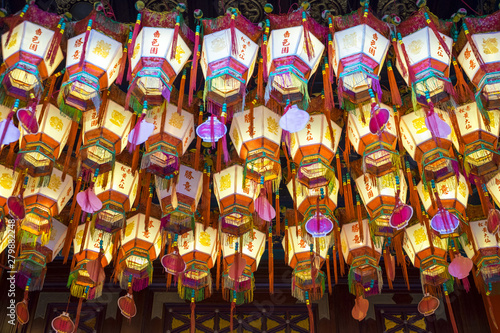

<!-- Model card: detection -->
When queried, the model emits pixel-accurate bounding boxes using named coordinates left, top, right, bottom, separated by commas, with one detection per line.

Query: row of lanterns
left=0, top=0, right=500, bottom=332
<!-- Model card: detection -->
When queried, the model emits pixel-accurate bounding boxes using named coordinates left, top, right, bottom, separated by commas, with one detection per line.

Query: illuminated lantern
left=128, top=8, right=192, bottom=113
left=399, top=109, right=456, bottom=184
left=284, top=225, right=329, bottom=301
left=0, top=164, right=19, bottom=222
left=177, top=223, right=218, bottom=302
left=340, top=220, right=383, bottom=297
left=403, top=223, right=452, bottom=294
left=452, top=102, right=500, bottom=177
left=221, top=228, right=265, bottom=304
left=460, top=219, right=500, bottom=294
left=93, top=162, right=139, bottom=243
left=395, top=6, right=454, bottom=107
left=213, top=165, right=257, bottom=241
left=287, top=114, right=341, bottom=188
left=16, top=103, right=72, bottom=177
left=117, top=213, right=162, bottom=291
left=347, top=102, right=398, bottom=176
left=15, top=218, right=67, bottom=290
left=70, top=223, right=113, bottom=299
left=58, top=11, right=129, bottom=121
left=200, top=8, right=260, bottom=111
left=229, top=105, right=282, bottom=187
left=141, top=104, right=195, bottom=178
left=265, top=8, right=326, bottom=106
left=80, top=86, right=133, bottom=175
left=0, top=4, right=64, bottom=101
left=355, top=170, right=408, bottom=237
left=156, top=164, right=202, bottom=235
left=21, top=168, right=73, bottom=239
left=417, top=173, right=468, bottom=236
left=329, top=10, right=390, bottom=105
left=458, top=12, right=500, bottom=111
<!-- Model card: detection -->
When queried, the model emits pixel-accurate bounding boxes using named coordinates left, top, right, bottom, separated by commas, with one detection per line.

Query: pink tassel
left=188, top=25, right=201, bottom=106
left=230, top=10, right=237, bottom=56
left=129, top=13, right=142, bottom=59
left=79, top=18, right=94, bottom=69
left=301, top=12, right=314, bottom=61
left=170, top=15, right=180, bottom=61
left=397, top=33, right=416, bottom=84
left=46, top=19, right=65, bottom=67
left=424, top=11, right=451, bottom=57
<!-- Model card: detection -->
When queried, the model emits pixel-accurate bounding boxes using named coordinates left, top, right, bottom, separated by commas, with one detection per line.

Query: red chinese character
left=284, top=31, right=290, bottom=38
left=464, top=48, right=471, bottom=60
left=372, top=33, right=378, bottom=41
left=72, top=50, right=80, bottom=60
left=353, top=235, right=361, bottom=244
left=35, top=28, right=42, bottom=36
left=143, top=230, right=150, bottom=238
left=298, top=239, right=307, bottom=248
left=281, top=47, right=289, bottom=54
left=367, top=190, right=374, bottom=198
left=185, top=170, right=193, bottom=180
left=352, top=223, right=359, bottom=233
left=470, top=59, right=476, bottom=70
left=32, top=36, right=40, bottom=44
left=74, top=38, right=83, bottom=48
left=154, top=30, right=161, bottom=38
left=151, top=47, right=158, bottom=55
left=152, top=38, right=159, bottom=47
left=29, top=44, right=38, bottom=52
left=183, top=182, right=191, bottom=192
left=239, top=52, right=245, bottom=60
left=244, top=113, right=254, bottom=123
left=437, top=45, right=444, bottom=57
left=183, top=241, right=189, bottom=250
left=247, top=242, right=254, bottom=252
left=368, top=46, right=376, bottom=56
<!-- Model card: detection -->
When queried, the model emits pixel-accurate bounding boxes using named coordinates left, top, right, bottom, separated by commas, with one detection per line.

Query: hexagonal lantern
left=355, top=169, right=408, bottom=237
left=213, top=165, right=258, bottom=240
left=155, top=164, right=203, bottom=235
left=417, top=173, right=468, bottom=237
left=287, top=114, right=341, bottom=188
left=71, top=223, right=113, bottom=300
left=229, top=105, right=282, bottom=187
left=347, top=102, right=398, bottom=176
left=395, top=7, right=454, bottom=107
left=329, top=12, right=390, bottom=105
left=458, top=11, right=500, bottom=111
left=22, top=168, right=73, bottom=238
left=128, top=8, right=192, bottom=113
left=403, top=223, right=451, bottom=292
left=452, top=102, right=500, bottom=177
left=265, top=8, right=326, bottom=106
left=80, top=86, right=133, bottom=175
left=93, top=162, right=138, bottom=241
left=0, top=4, right=63, bottom=101
left=0, top=164, right=20, bottom=222
left=200, top=9, right=260, bottom=109
left=16, top=103, right=72, bottom=177
left=58, top=11, right=129, bottom=121
left=117, top=213, right=162, bottom=291
left=341, top=220, right=383, bottom=297
left=141, top=103, right=195, bottom=178
left=399, top=109, right=456, bottom=185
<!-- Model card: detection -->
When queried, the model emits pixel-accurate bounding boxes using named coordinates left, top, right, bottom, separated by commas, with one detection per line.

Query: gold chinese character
left=0, top=173, right=13, bottom=190
left=408, top=39, right=423, bottom=55
left=125, top=221, right=135, bottom=237
left=199, top=231, right=211, bottom=247
left=220, top=174, right=231, bottom=191
left=7, top=32, right=17, bottom=49
left=482, top=37, right=498, bottom=55
left=267, top=116, right=279, bottom=135
left=168, top=112, right=184, bottom=129
left=232, top=129, right=240, bottom=147
left=47, top=174, right=62, bottom=192
left=342, top=32, right=358, bottom=49
left=110, top=110, right=126, bottom=127
left=174, top=45, right=185, bottom=64
left=411, top=117, right=427, bottom=134
left=92, top=40, right=112, bottom=59
left=49, top=116, right=63, bottom=131
left=413, top=227, right=426, bottom=245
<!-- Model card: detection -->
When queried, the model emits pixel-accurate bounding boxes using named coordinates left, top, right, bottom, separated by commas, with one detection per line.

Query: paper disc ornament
left=279, top=105, right=309, bottom=133
left=305, top=214, right=334, bottom=237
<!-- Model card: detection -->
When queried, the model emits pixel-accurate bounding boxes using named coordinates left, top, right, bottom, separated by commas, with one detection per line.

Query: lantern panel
left=0, top=165, right=19, bottom=214
left=122, top=213, right=162, bottom=260
left=469, top=220, right=499, bottom=251
left=24, top=168, right=73, bottom=215
left=486, top=172, right=500, bottom=208
left=213, top=165, right=258, bottom=213
left=20, top=217, right=67, bottom=262
left=457, top=41, right=481, bottom=83
left=286, top=176, right=339, bottom=217
left=178, top=223, right=218, bottom=268
left=73, top=223, right=113, bottom=266
left=222, top=228, right=266, bottom=272
left=403, top=223, right=448, bottom=267
left=283, top=226, right=329, bottom=268
left=340, top=220, right=382, bottom=265
left=417, top=173, right=468, bottom=217
left=94, top=162, right=139, bottom=212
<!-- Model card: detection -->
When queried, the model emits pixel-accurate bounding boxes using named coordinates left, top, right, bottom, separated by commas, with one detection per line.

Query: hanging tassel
left=144, top=185, right=153, bottom=232
left=190, top=291, right=196, bottom=333
left=306, top=292, right=315, bottom=333
left=189, top=25, right=201, bottom=106
left=177, top=69, right=187, bottom=114
left=230, top=9, right=237, bottom=56
left=62, top=121, right=79, bottom=181
left=384, top=249, right=393, bottom=289
left=275, top=191, right=280, bottom=236
left=194, top=106, right=203, bottom=170
left=322, top=61, right=334, bottom=111
left=230, top=294, right=236, bottom=333
left=5, top=4, right=29, bottom=48
left=46, top=19, right=65, bottom=67
left=326, top=254, right=332, bottom=294
left=486, top=295, right=499, bottom=330
left=397, top=33, right=416, bottom=85
left=444, top=285, right=458, bottom=333
left=336, top=153, right=343, bottom=196
left=97, top=90, right=109, bottom=126
left=216, top=241, right=221, bottom=290
left=301, top=12, right=314, bottom=61
left=335, top=226, right=345, bottom=276
left=262, top=21, right=269, bottom=82
left=129, top=13, right=142, bottom=60
left=387, top=61, right=402, bottom=107
left=452, top=58, right=473, bottom=103
left=6, top=142, right=16, bottom=167
left=268, top=226, right=274, bottom=294
left=249, top=100, right=255, bottom=139
left=257, top=58, right=264, bottom=101
left=394, top=233, right=409, bottom=290
left=74, top=291, right=87, bottom=332
left=333, top=246, right=338, bottom=284
left=79, top=18, right=94, bottom=69
left=170, top=15, right=181, bottom=61
left=284, top=221, right=289, bottom=264
left=116, top=32, right=131, bottom=86
left=356, top=195, right=363, bottom=242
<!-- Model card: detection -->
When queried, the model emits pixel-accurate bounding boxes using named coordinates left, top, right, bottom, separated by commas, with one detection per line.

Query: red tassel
left=216, top=242, right=221, bottom=290
left=177, top=70, right=186, bottom=114
left=189, top=26, right=201, bottom=106
left=284, top=224, right=289, bottom=264
left=398, top=37, right=416, bottom=85
left=115, top=39, right=129, bottom=86
left=326, top=254, right=332, bottom=294
left=230, top=300, right=236, bottom=333
left=452, top=57, right=474, bottom=103
left=190, top=300, right=196, bottom=333
left=262, top=23, right=269, bottom=82
left=275, top=192, right=280, bottom=236
left=322, top=64, right=334, bottom=111
left=301, top=12, right=314, bottom=61
left=333, top=247, right=338, bottom=283
left=230, top=11, right=237, bottom=56
left=46, top=19, right=65, bottom=67
left=387, top=61, right=402, bottom=107
left=144, top=185, right=153, bottom=233
left=257, top=58, right=264, bottom=101
left=79, top=18, right=94, bottom=69
left=356, top=197, right=363, bottom=242
left=268, top=230, right=274, bottom=294
left=444, top=290, right=458, bottom=333
left=306, top=301, right=315, bottom=333
left=336, top=153, right=343, bottom=196
left=170, top=15, right=181, bottom=61
left=129, top=13, right=142, bottom=60
left=194, top=109, right=203, bottom=170
left=62, top=121, right=79, bottom=181
left=74, top=297, right=84, bottom=332
left=6, top=142, right=16, bottom=167
left=384, top=249, right=393, bottom=289
left=249, top=100, right=255, bottom=139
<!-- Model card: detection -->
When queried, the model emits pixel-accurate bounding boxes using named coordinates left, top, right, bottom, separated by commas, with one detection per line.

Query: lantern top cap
left=201, top=8, right=262, bottom=43
left=66, top=10, right=131, bottom=44
left=3, top=3, right=64, bottom=31
left=328, top=7, right=391, bottom=38
left=397, top=7, right=453, bottom=38
left=137, top=7, right=195, bottom=44
left=455, top=10, right=500, bottom=52
left=266, top=7, right=328, bottom=42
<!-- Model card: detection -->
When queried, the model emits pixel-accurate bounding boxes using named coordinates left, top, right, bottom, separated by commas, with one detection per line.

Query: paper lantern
left=0, top=4, right=63, bottom=101
left=265, top=10, right=325, bottom=106
left=458, top=12, right=500, bottom=111
left=355, top=169, right=408, bottom=237
left=177, top=223, right=218, bottom=302
left=213, top=165, right=258, bottom=239
left=70, top=223, right=113, bottom=300
left=403, top=223, right=451, bottom=292
left=93, top=162, right=138, bottom=239
left=58, top=11, right=128, bottom=121
left=21, top=168, right=73, bottom=237
left=347, top=102, right=398, bottom=176
left=16, top=103, right=72, bottom=177
left=128, top=9, right=192, bottom=113
left=221, top=229, right=265, bottom=305
left=340, top=220, right=383, bottom=297
left=288, top=114, right=341, bottom=188
left=417, top=173, right=468, bottom=236
left=117, top=213, right=162, bottom=291
left=141, top=104, right=195, bottom=178
left=330, top=16, right=390, bottom=105
left=452, top=102, right=500, bottom=177
left=0, top=164, right=20, bottom=221
left=485, top=172, right=500, bottom=212
left=200, top=10, right=259, bottom=109
left=15, top=218, right=67, bottom=291
left=460, top=220, right=500, bottom=292
left=399, top=109, right=456, bottom=184
left=229, top=105, right=282, bottom=187
left=156, top=164, right=202, bottom=235
left=395, top=8, right=454, bottom=107
left=80, top=88, right=133, bottom=174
